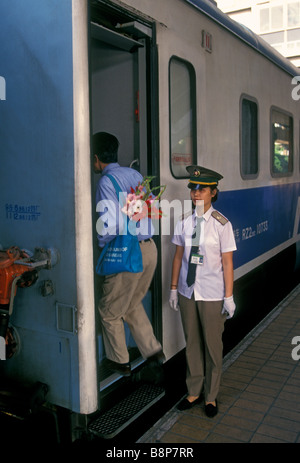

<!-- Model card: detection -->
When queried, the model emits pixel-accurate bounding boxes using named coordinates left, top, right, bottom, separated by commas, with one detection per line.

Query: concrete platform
left=139, top=284, right=300, bottom=443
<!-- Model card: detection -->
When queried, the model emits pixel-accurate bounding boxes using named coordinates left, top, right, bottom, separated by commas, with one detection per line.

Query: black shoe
left=176, top=396, right=202, bottom=411
left=134, top=362, right=165, bottom=385
left=107, top=360, right=131, bottom=377
left=205, top=400, right=218, bottom=418
left=147, top=350, right=166, bottom=365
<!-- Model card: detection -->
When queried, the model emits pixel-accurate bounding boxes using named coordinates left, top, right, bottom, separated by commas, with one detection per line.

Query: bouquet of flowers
left=121, top=176, right=166, bottom=222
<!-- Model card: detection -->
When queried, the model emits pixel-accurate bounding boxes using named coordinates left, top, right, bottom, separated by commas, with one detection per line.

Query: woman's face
left=190, top=187, right=216, bottom=212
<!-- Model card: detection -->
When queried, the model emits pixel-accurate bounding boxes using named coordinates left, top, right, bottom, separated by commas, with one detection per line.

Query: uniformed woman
left=169, top=166, right=237, bottom=417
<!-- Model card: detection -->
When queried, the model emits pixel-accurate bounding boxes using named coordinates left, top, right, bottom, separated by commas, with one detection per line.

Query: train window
left=240, top=97, right=258, bottom=178
left=169, top=57, right=196, bottom=178
left=271, top=108, right=293, bottom=176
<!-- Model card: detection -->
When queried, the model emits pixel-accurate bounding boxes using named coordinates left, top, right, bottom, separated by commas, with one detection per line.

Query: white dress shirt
left=172, top=206, right=237, bottom=301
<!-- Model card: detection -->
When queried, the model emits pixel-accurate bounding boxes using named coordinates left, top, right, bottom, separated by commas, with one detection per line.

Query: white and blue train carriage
left=0, top=0, right=299, bottom=443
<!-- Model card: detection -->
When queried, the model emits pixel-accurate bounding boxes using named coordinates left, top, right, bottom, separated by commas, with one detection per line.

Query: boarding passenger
left=93, top=132, right=164, bottom=377
left=169, top=166, right=236, bottom=417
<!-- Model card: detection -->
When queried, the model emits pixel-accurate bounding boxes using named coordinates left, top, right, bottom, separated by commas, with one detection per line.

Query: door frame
left=88, top=2, right=162, bottom=382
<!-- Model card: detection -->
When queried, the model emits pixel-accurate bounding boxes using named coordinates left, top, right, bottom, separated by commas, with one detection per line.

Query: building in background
left=217, top=0, right=300, bottom=67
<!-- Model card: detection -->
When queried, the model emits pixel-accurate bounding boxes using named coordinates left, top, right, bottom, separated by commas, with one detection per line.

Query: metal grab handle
left=129, top=159, right=139, bottom=168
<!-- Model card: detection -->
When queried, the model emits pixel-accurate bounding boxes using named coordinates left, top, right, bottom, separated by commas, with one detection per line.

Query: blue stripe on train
left=216, top=182, right=300, bottom=269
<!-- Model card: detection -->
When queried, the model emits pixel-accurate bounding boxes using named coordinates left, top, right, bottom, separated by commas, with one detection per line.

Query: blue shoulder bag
left=96, top=174, right=143, bottom=276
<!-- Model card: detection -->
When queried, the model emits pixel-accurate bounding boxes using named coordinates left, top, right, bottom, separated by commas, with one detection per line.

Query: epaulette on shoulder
left=212, top=210, right=228, bottom=225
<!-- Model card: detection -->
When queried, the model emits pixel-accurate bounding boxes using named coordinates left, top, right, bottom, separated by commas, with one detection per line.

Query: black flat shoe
left=205, top=400, right=218, bottom=418
left=177, top=396, right=201, bottom=411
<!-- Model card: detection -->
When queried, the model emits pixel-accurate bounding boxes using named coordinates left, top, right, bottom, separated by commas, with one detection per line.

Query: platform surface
left=139, top=284, right=300, bottom=443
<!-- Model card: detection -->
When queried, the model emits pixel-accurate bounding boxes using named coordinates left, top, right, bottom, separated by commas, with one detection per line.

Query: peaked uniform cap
left=186, top=165, right=223, bottom=188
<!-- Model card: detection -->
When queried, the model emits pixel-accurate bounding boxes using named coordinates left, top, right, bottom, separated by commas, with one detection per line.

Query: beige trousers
left=98, top=239, right=162, bottom=364
left=178, top=294, right=226, bottom=402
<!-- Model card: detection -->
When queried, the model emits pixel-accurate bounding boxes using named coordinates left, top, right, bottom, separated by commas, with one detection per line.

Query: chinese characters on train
left=5, top=204, right=41, bottom=221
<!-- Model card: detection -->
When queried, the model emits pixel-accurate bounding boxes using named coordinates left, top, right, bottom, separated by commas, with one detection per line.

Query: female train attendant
left=169, top=166, right=237, bottom=417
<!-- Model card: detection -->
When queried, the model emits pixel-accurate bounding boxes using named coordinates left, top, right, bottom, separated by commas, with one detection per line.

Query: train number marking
left=241, top=221, right=268, bottom=241
left=242, top=226, right=255, bottom=240
left=5, top=203, right=41, bottom=221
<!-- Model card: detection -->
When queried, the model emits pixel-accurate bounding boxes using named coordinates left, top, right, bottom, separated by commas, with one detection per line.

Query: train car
left=0, top=0, right=299, bottom=443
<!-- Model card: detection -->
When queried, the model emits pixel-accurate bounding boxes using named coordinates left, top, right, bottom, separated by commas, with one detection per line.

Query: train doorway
left=89, top=5, right=160, bottom=393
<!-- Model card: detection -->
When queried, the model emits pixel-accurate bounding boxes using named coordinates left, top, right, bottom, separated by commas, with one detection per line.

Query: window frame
left=239, top=94, right=259, bottom=180
left=169, top=55, right=197, bottom=179
left=270, top=106, right=294, bottom=178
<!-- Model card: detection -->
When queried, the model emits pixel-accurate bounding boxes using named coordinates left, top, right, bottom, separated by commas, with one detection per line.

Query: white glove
left=169, top=289, right=179, bottom=311
left=222, top=295, right=236, bottom=319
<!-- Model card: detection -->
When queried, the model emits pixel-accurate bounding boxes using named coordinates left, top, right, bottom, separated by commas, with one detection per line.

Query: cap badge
left=193, top=169, right=200, bottom=177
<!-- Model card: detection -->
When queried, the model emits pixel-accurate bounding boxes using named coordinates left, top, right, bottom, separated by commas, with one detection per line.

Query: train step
left=88, top=383, right=165, bottom=439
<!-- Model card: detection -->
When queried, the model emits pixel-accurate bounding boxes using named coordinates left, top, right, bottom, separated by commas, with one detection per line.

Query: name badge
left=190, top=253, right=204, bottom=265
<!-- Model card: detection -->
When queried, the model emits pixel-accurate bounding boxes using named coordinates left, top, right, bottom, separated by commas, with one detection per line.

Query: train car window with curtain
left=271, top=108, right=293, bottom=176
left=169, top=56, right=197, bottom=178
left=240, top=97, right=258, bottom=178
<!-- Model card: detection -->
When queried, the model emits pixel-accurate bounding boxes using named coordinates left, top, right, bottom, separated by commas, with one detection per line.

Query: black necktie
left=186, top=217, right=203, bottom=287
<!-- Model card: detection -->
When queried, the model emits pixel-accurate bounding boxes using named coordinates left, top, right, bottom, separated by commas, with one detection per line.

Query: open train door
left=88, top=1, right=163, bottom=437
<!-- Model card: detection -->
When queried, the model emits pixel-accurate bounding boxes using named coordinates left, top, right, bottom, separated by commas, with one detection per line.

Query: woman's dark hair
left=211, top=186, right=219, bottom=203
left=93, top=132, right=119, bottom=163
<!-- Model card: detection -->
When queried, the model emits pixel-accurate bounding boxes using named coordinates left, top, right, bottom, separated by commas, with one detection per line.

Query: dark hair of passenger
left=93, top=132, right=119, bottom=163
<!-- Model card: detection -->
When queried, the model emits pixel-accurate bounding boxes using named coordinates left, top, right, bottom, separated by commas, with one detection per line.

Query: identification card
left=190, top=253, right=204, bottom=265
